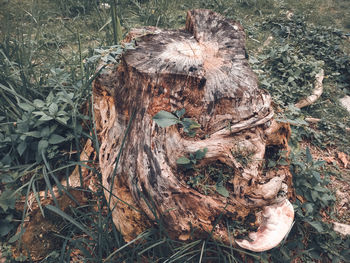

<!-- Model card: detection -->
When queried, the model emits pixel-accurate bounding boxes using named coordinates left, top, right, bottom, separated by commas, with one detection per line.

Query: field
left=0, top=0, right=350, bottom=262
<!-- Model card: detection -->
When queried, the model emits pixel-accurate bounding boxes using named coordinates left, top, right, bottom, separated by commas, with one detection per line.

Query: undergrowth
left=0, top=0, right=350, bottom=262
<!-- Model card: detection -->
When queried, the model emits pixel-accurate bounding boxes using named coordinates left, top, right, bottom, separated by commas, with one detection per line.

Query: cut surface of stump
left=93, top=9, right=294, bottom=251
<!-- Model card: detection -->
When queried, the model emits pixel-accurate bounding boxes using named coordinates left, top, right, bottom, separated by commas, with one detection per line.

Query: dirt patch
left=12, top=189, right=88, bottom=261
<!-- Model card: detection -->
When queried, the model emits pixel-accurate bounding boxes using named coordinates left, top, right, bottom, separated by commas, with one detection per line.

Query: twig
left=295, top=69, right=324, bottom=109
left=257, top=35, right=273, bottom=54
left=305, top=117, right=321, bottom=123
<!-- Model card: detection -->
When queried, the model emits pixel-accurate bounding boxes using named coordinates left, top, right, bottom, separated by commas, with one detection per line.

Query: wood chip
left=337, top=152, right=349, bottom=168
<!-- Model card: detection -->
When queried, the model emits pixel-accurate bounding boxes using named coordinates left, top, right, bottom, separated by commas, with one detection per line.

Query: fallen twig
left=305, top=117, right=321, bottom=123
left=257, top=35, right=273, bottom=54
left=295, top=69, right=324, bottom=109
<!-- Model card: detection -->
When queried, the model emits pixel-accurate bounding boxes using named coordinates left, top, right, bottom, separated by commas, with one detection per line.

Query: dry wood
left=257, top=35, right=273, bottom=54
left=305, top=117, right=321, bottom=123
left=295, top=69, right=324, bottom=109
left=92, top=9, right=295, bottom=250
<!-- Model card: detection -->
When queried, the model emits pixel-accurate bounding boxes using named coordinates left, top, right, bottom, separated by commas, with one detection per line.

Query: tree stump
left=93, top=9, right=294, bottom=252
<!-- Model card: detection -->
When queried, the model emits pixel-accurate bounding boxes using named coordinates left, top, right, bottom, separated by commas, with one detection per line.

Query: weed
left=153, top=109, right=201, bottom=137
left=231, top=147, right=255, bottom=167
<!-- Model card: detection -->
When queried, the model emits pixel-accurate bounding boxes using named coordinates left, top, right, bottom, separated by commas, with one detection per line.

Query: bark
left=92, top=9, right=294, bottom=245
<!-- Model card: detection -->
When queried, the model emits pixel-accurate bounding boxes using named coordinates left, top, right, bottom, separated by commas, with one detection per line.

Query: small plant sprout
left=176, top=148, right=208, bottom=170
left=152, top=109, right=200, bottom=137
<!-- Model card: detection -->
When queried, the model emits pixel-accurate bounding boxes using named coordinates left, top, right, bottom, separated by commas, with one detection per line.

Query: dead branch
left=295, top=69, right=324, bottom=109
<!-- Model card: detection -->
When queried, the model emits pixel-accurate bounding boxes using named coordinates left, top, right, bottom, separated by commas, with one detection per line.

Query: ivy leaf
left=153, top=110, right=179, bottom=128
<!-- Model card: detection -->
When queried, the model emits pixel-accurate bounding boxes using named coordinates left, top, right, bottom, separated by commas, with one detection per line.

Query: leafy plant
left=153, top=109, right=201, bottom=137
left=247, top=13, right=350, bottom=153
left=184, top=160, right=233, bottom=198
left=267, top=148, right=350, bottom=262
left=231, top=147, right=255, bottom=167
left=176, top=148, right=207, bottom=169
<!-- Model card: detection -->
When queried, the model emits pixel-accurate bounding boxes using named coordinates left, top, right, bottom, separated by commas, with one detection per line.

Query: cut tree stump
left=92, top=9, right=294, bottom=252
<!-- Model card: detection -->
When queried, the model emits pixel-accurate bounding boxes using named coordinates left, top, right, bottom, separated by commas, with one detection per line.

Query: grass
left=0, top=0, right=350, bottom=262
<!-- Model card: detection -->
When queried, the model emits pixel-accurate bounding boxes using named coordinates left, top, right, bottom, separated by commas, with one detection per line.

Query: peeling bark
left=93, top=9, right=294, bottom=249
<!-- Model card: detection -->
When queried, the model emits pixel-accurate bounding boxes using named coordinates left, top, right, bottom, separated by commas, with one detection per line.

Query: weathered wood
left=295, top=69, right=324, bottom=109
left=93, top=9, right=294, bottom=250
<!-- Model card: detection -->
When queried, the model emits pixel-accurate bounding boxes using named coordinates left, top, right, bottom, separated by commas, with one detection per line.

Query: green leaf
left=17, top=141, right=27, bottom=156
left=267, top=160, right=276, bottom=168
left=311, top=191, right=319, bottom=202
left=304, top=202, right=314, bottom=215
left=306, top=147, right=313, bottom=163
left=116, top=15, right=123, bottom=43
left=49, top=103, right=59, bottom=116
left=176, top=156, right=191, bottom=165
left=307, top=220, right=324, bottom=233
left=8, top=228, right=25, bottom=243
left=175, top=108, right=186, bottom=118
left=195, top=148, right=208, bottom=160
left=24, top=131, right=41, bottom=138
left=181, top=118, right=200, bottom=136
left=0, top=189, right=16, bottom=212
left=39, top=114, right=53, bottom=121
left=311, top=171, right=321, bottom=182
left=18, top=102, right=35, bottom=112
left=313, top=160, right=325, bottom=168
left=41, top=126, right=50, bottom=138
left=32, top=111, right=45, bottom=116
left=216, top=185, right=229, bottom=197
left=48, top=134, right=66, bottom=144
left=278, top=159, right=289, bottom=165
left=33, top=99, right=45, bottom=108
left=38, top=139, right=49, bottom=154
left=0, top=219, right=14, bottom=237
left=182, top=118, right=200, bottom=129
left=153, top=110, right=179, bottom=128
left=0, top=174, right=14, bottom=184
left=57, top=116, right=69, bottom=125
